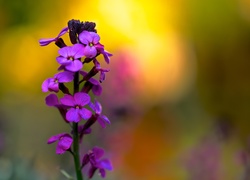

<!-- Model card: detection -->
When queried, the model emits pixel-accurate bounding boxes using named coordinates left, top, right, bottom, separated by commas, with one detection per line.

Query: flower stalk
left=39, top=19, right=113, bottom=179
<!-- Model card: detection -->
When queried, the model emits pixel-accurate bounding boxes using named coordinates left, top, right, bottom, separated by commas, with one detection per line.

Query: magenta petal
left=47, top=134, right=61, bottom=144
left=83, top=46, right=97, bottom=58
left=94, top=100, right=102, bottom=114
left=57, top=134, right=72, bottom=151
left=56, top=145, right=66, bottom=154
left=97, top=117, right=107, bottom=128
left=74, top=92, right=90, bottom=106
left=79, top=108, right=92, bottom=120
left=101, top=115, right=110, bottom=124
left=79, top=31, right=92, bottom=44
left=60, top=94, right=75, bottom=106
left=102, top=50, right=112, bottom=64
left=42, top=78, right=50, bottom=92
left=56, top=56, right=70, bottom=65
left=56, top=71, right=74, bottom=82
left=48, top=80, right=59, bottom=92
left=92, top=147, right=105, bottom=159
left=65, top=60, right=83, bottom=72
left=45, top=94, right=59, bottom=106
left=99, top=159, right=113, bottom=171
left=58, top=27, right=69, bottom=37
left=99, top=169, right=106, bottom=178
left=39, top=38, right=55, bottom=46
left=88, top=166, right=97, bottom=179
left=91, top=32, right=100, bottom=44
left=58, top=46, right=71, bottom=57
left=66, top=108, right=81, bottom=122
left=92, top=84, right=102, bottom=96
left=72, top=44, right=85, bottom=58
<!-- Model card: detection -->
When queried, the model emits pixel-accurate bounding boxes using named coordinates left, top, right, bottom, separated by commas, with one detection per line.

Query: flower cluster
left=39, top=20, right=112, bottom=179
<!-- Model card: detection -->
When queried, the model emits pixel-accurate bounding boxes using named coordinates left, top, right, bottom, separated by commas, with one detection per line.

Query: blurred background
left=1, top=0, right=250, bottom=179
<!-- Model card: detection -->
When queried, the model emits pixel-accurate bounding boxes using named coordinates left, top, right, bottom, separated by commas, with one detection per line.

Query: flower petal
left=88, top=166, right=97, bottom=179
left=66, top=108, right=81, bottom=122
left=71, top=44, right=85, bottom=58
left=81, top=154, right=90, bottom=168
left=92, top=84, right=102, bottom=96
left=39, top=38, right=55, bottom=46
left=58, top=46, right=71, bottom=57
left=57, top=27, right=69, bottom=37
left=94, top=100, right=102, bottom=114
left=79, top=108, right=92, bottom=120
left=48, top=80, right=59, bottom=92
left=65, top=60, right=83, bottom=72
left=79, top=31, right=92, bottom=44
left=74, top=92, right=90, bottom=106
left=90, top=32, right=100, bottom=44
left=56, top=56, right=70, bottom=65
left=98, top=159, right=113, bottom=171
left=60, top=94, right=75, bottom=106
left=102, top=50, right=112, bottom=64
left=56, top=71, right=74, bottom=83
left=97, top=117, right=107, bottom=128
left=99, top=168, right=106, bottom=178
left=92, top=147, right=105, bottom=159
left=57, top=134, right=73, bottom=152
left=47, top=134, right=60, bottom=144
left=42, top=78, right=50, bottom=92
left=83, top=46, right=97, bottom=58
left=101, top=115, right=110, bottom=124
left=45, top=94, right=59, bottom=106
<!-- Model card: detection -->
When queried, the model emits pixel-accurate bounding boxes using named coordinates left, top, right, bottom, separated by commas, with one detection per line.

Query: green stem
left=72, top=72, right=83, bottom=180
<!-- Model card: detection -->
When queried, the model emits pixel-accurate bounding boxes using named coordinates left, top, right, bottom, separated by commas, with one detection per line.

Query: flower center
left=59, top=136, right=64, bottom=140
left=75, top=105, right=81, bottom=109
left=67, top=56, right=74, bottom=61
left=54, top=79, right=59, bottom=83
left=89, top=42, right=94, bottom=47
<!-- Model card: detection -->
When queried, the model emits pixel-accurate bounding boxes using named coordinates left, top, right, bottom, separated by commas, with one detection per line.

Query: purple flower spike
left=56, top=44, right=85, bottom=72
left=47, top=133, right=73, bottom=154
left=79, top=31, right=100, bottom=58
left=82, top=146, right=112, bottom=179
left=60, top=92, right=92, bottom=122
left=39, top=27, right=68, bottom=46
left=89, top=100, right=110, bottom=128
left=42, top=71, right=74, bottom=93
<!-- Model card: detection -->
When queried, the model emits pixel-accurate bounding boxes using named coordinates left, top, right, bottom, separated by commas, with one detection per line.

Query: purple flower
left=89, top=100, right=110, bottom=128
left=80, top=71, right=102, bottom=96
left=60, top=92, right=92, bottom=122
left=42, top=71, right=74, bottom=93
left=45, top=94, right=60, bottom=107
left=56, top=44, right=85, bottom=72
left=47, top=133, right=73, bottom=154
left=93, top=59, right=110, bottom=83
left=95, top=43, right=112, bottom=64
left=39, top=27, right=68, bottom=46
left=79, top=31, right=100, bottom=58
left=45, top=94, right=69, bottom=123
left=82, top=147, right=113, bottom=178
